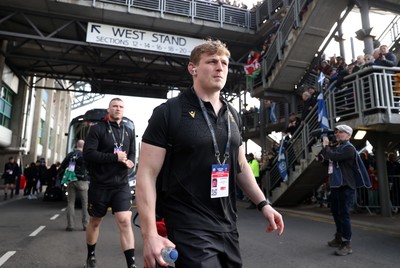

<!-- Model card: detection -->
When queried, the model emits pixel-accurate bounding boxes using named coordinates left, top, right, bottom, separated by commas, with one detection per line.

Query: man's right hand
left=322, top=136, right=330, bottom=147
left=143, top=235, right=175, bottom=268
left=116, top=151, right=127, bottom=162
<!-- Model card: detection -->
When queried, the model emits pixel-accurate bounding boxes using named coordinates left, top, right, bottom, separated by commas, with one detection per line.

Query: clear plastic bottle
left=161, top=247, right=178, bottom=265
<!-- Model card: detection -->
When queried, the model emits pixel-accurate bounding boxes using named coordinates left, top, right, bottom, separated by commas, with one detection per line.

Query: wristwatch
left=257, top=199, right=272, bottom=211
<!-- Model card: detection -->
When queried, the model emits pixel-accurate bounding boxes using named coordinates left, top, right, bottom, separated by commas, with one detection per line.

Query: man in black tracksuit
left=83, top=98, right=137, bottom=268
left=136, top=39, right=284, bottom=268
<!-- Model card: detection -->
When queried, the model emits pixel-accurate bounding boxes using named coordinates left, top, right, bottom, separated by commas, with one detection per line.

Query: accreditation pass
left=210, top=164, right=229, bottom=198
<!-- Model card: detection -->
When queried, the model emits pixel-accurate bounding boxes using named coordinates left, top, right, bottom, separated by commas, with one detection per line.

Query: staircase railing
left=260, top=0, right=309, bottom=87
left=267, top=88, right=323, bottom=193
left=377, top=15, right=400, bottom=50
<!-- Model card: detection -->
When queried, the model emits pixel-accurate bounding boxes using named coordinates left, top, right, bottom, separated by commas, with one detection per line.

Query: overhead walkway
left=0, top=0, right=297, bottom=101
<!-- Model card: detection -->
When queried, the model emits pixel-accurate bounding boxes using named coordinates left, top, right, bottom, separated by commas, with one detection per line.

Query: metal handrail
left=261, top=0, right=308, bottom=86
left=92, top=0, right=257, bottom=29
left=267, top=97, right=320, bottom=191
left=377, top=15, right=400, bottom=49
left=327, top=66, right=400, bottom=122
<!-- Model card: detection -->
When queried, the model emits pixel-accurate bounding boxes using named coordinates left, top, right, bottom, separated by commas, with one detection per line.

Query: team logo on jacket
left=189, top=111, right=195, bottom=118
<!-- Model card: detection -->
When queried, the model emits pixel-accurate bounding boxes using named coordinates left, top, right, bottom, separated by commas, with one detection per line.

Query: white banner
left=86, top=22, right=204, bottom=56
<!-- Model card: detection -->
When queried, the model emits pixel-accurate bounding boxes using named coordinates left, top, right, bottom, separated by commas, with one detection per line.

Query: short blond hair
left=190, top=39, right=230, bottom=65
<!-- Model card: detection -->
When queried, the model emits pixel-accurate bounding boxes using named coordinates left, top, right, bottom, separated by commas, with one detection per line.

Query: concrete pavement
left=3, top=193, right=400, bottom=236
left=277, top=204, right=400, bottom=236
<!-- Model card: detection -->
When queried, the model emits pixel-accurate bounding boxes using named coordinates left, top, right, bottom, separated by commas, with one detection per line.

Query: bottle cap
left=169, top=249, right=178, bottom=260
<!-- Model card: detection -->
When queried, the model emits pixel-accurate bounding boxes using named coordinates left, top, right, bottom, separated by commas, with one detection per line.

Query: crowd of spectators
left=316, top=44, right=398, bottom=91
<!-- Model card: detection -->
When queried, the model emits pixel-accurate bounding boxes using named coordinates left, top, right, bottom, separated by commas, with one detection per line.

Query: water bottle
left=161, top=247, right=178, bottom=266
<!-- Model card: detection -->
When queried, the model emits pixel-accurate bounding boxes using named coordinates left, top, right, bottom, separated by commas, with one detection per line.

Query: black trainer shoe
left=85, top=256, right=97, bottom=268
left=335, top=241, right=352, bottom=256
left=65, top=227, right=73, bottom=232
left=328, top=233, right=342, bottom=247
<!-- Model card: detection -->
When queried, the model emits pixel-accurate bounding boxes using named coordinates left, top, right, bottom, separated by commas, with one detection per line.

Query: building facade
left=0, top=57, right=72, bottom=174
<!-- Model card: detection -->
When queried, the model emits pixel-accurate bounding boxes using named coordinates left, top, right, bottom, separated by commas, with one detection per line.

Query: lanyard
left=107, top=120, right=125, bottom=148
left=197, top=96, right=231, bottom=165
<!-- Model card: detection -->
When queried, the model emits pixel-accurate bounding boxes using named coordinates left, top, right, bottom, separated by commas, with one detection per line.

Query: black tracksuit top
left=83, top=120, right=135, bottom=189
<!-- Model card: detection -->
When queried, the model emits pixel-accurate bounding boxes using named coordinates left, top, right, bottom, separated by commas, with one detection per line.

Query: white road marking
left=0, top=251, right=16, bottom=266
left=50, top=214, right=59, bottom=220
left=29, top=225, right=46, bottom=237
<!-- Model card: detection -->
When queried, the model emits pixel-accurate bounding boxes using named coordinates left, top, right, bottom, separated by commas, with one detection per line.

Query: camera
left=310, top=128, right=337, bottom=146
left=310, top=128, right=334, bottom=137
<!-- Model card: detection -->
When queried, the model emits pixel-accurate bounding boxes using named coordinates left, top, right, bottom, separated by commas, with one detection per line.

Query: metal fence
left=353, top=174, right=399, bottom=214
left=326, top=66, right=400, bottom=125
left=93, top=0, right=257, bottom=29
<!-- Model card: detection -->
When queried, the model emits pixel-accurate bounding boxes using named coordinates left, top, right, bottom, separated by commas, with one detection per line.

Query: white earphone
left=192, top=67, right=197, bottom=74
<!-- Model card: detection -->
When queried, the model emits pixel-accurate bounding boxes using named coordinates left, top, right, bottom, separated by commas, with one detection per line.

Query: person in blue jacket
left=319, top=124, right=371, bottom=256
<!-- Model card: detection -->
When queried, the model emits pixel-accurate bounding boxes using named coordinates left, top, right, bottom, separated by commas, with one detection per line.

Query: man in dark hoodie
left=83, top=98, right=136, bottom=268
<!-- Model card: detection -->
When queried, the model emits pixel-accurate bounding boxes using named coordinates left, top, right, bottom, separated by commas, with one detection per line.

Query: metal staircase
left=251, top=0, right=350, bottom=99
left=268, top=66, right=400, bottom=206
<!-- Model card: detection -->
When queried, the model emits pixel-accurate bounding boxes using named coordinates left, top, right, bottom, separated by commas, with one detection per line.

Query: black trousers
left=167, top=227, right=242, bottom=268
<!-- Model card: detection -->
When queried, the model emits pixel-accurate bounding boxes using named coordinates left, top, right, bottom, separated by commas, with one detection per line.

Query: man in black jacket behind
left=83, top=98, right=136, bottom=268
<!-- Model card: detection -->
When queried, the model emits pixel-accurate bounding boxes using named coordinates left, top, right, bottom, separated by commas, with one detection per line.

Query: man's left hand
left=124, top=159, right=135, bottom=169
left=261, top=205, right=284, bottom=236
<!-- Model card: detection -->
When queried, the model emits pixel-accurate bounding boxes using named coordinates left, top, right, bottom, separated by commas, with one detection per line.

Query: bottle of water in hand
left=161, top=247, right=178, bottom=266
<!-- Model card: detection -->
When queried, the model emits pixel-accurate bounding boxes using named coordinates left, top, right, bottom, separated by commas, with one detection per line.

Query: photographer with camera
left=317, top=124, right=371, bottom=257
left=374, top=45, right=397, bottom=67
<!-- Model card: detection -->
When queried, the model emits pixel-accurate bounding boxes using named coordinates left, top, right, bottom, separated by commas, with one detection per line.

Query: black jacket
left=60, top=150, right=88, bottom=181
left=3, top=162, right=19, bottom=179
left=83, top=120, right=135, bottom=189
left=320, top=141, right=356, bottom=188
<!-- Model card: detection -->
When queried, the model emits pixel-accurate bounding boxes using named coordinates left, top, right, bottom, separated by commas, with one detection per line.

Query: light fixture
left=354, top=130, right=366, bottom=140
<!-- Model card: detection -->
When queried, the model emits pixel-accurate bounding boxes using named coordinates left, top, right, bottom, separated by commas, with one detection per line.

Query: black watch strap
left=257, top=199, right=272, bottom=211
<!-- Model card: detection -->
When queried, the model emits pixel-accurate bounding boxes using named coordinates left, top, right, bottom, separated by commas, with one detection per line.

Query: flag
left=277, top=136, right=288, bottom=182
left=269, top=102, right=277, bottom=123
left=318, top=72, right=325, bottom=86
left=317, top=91, right=330, bottom=130
left=244, top=59, right=261, bottom=78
